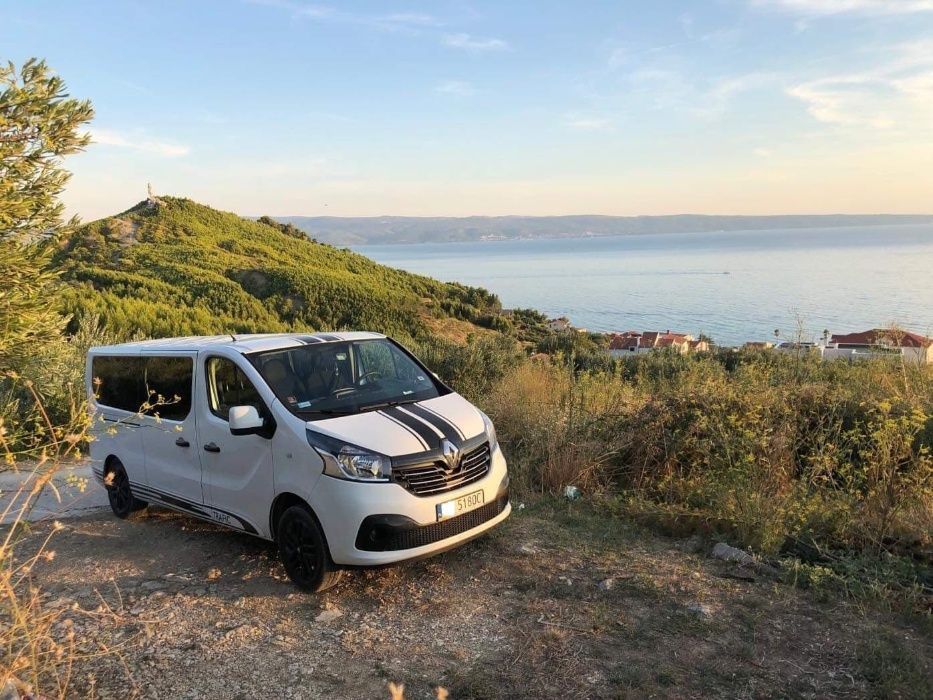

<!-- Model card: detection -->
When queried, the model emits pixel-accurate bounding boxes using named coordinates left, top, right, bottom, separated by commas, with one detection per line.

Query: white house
left=822, top=329, right=933, bottom=364
left=547, top=317, right=572, bottom=332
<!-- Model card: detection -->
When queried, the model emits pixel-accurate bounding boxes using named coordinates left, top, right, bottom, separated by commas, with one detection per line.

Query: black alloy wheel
left=277, top=504, right=342, bottom=592
left=105, top=461, right=144, bottom=518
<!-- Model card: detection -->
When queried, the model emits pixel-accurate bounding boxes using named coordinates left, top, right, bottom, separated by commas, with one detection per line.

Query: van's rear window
left=92, top=355, right=193, bottom=420
left=93, top=356, right=146, bottom=413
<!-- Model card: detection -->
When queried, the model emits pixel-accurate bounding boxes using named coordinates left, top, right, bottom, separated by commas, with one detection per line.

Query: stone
left=315, top=607, right=343, bottom=623
left=686, top=602, right=713, bottom=618
left=0, top=680, right=19, bottom=700
left=140, top=579, right=167, bottom=591
left=681, top=534, right=706, bottom=554
left=711, top=542, right=755, bottom=565
left=598, top=577, right=616, bottom=591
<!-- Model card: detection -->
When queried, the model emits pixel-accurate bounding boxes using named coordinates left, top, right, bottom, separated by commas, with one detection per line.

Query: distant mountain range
left=274, top=214, right=933, bottom=246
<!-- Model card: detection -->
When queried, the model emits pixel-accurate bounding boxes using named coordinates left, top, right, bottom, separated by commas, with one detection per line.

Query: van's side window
left=93, top=356, right=146, bottom=413
left=206, top=357, right=263, bottom=420
left=144, top=357, right=193, bottom=421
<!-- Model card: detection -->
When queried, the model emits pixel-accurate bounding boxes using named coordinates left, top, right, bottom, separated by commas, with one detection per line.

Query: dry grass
left=485, top=355, right=933, bottom=583
left=486, top=362, right=638, bottom=493
left=0, top=371, right=144, bottom=698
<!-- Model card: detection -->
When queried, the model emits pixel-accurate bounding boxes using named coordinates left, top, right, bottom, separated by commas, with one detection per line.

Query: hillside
left=276, top=213, right=933, bottom=246
left=52, top=197, right=505, bottom=340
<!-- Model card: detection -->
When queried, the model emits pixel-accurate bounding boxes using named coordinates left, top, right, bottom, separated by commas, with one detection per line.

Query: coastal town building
left=822, top=328, right=933, bottom=364
left=743, top=341, right=775, bottom=351
left=547, top=316, right=572, bottom=332
left=607, top=330, right=708, bottom=357
left=774, top=341, right=820, bottom=356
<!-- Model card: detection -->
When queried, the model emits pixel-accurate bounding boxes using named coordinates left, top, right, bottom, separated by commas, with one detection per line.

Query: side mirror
left=229, top=405, right=264, bottom=436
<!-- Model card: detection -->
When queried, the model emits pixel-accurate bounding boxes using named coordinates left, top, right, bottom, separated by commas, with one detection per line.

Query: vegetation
left=484, top=349, right=932, bottom=610
left=1, top=57, right=930, bottom=696
left=1, top=58, right=93, bottom=371
left=53, top=197, right=510, bottom=341
left=1, top=58, right=98, bottom=698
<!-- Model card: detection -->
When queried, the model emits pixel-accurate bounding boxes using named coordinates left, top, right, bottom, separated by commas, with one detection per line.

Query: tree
left=0, top=59, right=93, bottom=369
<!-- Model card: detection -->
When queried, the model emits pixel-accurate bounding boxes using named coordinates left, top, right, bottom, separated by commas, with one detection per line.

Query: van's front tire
left=104, top=460, right=147, bottom=518
left=277, top=505, right=342, bottom=592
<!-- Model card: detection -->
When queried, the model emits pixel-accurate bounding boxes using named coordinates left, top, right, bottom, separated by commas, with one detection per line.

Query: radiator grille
left=356, top=492, right=509, bottom=552
left=393, top=441, right=491, bottom=496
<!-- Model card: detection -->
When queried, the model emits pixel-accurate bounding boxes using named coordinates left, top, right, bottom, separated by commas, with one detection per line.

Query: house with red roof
left=823, top=328, right=933, bottom=364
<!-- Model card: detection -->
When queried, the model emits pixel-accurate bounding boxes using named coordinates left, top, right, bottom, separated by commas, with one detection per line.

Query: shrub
left=482, top=351, right=933, bottom=565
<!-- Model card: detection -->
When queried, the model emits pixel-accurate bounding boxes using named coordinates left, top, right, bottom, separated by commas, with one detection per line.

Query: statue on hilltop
left=146, top=182, right=164, bottom=209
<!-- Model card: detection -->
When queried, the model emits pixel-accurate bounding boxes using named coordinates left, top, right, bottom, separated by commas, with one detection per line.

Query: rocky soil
left=14, top=499, right=933, bottom=699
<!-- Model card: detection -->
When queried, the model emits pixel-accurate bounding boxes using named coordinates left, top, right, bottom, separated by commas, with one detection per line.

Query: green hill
left=53, top=197, right=505, bottom=341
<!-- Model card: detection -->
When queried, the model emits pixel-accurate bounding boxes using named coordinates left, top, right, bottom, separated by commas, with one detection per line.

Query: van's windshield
left=250, top=339, right=443, bottom=418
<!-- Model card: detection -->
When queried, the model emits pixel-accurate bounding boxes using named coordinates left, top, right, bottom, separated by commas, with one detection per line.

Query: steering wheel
left=357, top=370, right=382, bottom=387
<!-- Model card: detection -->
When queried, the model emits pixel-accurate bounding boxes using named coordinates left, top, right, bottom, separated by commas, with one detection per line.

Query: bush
left=481, top=351, right=933, bottom=565
left=412, top=334, right=524, bottom=404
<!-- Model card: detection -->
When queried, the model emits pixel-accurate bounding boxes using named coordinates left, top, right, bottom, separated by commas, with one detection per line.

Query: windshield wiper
left=297, top=398, right=418, bottom=417
left=298, top=407, right=355, bottom=416
left=357, top=399, right=417, bottom=412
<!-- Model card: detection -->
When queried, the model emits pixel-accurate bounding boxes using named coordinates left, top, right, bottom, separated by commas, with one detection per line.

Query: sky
left=3, top=0, right=933, bottom=220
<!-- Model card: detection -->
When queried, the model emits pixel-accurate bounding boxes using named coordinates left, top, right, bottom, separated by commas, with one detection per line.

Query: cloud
left=244, top=0, right=441, bottom=31
left=443, top=33, right=510, bottom=52
left=381, top=13, right=441, bottom=27
left=753, top=148, right=774, bottom=157
left=435, top=80, right=476, bottom=97
left=244, top=0, right=329, bottom=17
left=564, top=115, right=613, bottom=131
left=751, top=0, right=933, bottom=16
left=89, top=128, right=189, bottom=157
left=787, top=40, right=933, bottom=129
left=787, top=78, right=896, bottom=127
left=697, top=72, right=780, bottom=118
left=625, top=69, right=778, bottom=119
left=607, top=46, right=626, bottom=71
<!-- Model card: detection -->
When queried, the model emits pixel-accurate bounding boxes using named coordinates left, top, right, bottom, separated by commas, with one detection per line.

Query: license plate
left=436, top=489, right=484, bottom=521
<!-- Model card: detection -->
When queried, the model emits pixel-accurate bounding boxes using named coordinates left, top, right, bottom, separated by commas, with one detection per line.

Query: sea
left=356, top=224, right=933, bottom=347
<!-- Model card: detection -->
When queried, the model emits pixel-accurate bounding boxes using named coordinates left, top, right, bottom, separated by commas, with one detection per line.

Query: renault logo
left=441, top=439, right=461, bottom=472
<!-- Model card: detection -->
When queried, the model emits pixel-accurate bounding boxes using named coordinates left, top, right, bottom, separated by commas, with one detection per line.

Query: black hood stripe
left=395, top=405, right=446, bottom=441
left=402, top=404, right=462, bottom=445
left=378, top=410, right=430, bottom=450
left=382, top=406, right=440, bottom=448
left=411, top=402, right=466, bottom=441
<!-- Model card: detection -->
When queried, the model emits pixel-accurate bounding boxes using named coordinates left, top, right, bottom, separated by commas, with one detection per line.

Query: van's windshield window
left=250, top=339, right=442, bottom=418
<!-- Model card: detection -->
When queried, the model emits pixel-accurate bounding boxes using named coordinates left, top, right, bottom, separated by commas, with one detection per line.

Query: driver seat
left=263, top=358, right=304, bottom=401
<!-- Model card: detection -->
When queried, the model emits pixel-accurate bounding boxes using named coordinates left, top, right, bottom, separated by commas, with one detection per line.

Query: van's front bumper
left=309, top=443, right=510, bottom=566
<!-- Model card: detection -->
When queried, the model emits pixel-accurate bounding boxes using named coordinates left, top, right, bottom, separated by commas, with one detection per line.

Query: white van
left=86, top=333, right=510, bottom=591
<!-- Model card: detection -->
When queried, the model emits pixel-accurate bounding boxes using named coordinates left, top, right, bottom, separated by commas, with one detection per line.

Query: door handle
left=175, top=437, right=190, bottom=447
left=203, top=442, right=221, bottom=453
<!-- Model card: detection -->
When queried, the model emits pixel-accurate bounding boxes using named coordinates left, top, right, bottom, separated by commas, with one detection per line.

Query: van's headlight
left=480, top=411, right=498, bottom=448
left=307, top=431, right=392, bottom=482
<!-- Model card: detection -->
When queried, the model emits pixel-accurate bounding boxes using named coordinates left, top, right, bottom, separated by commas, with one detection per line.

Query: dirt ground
left=16, top=498, right=933, bottom=699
